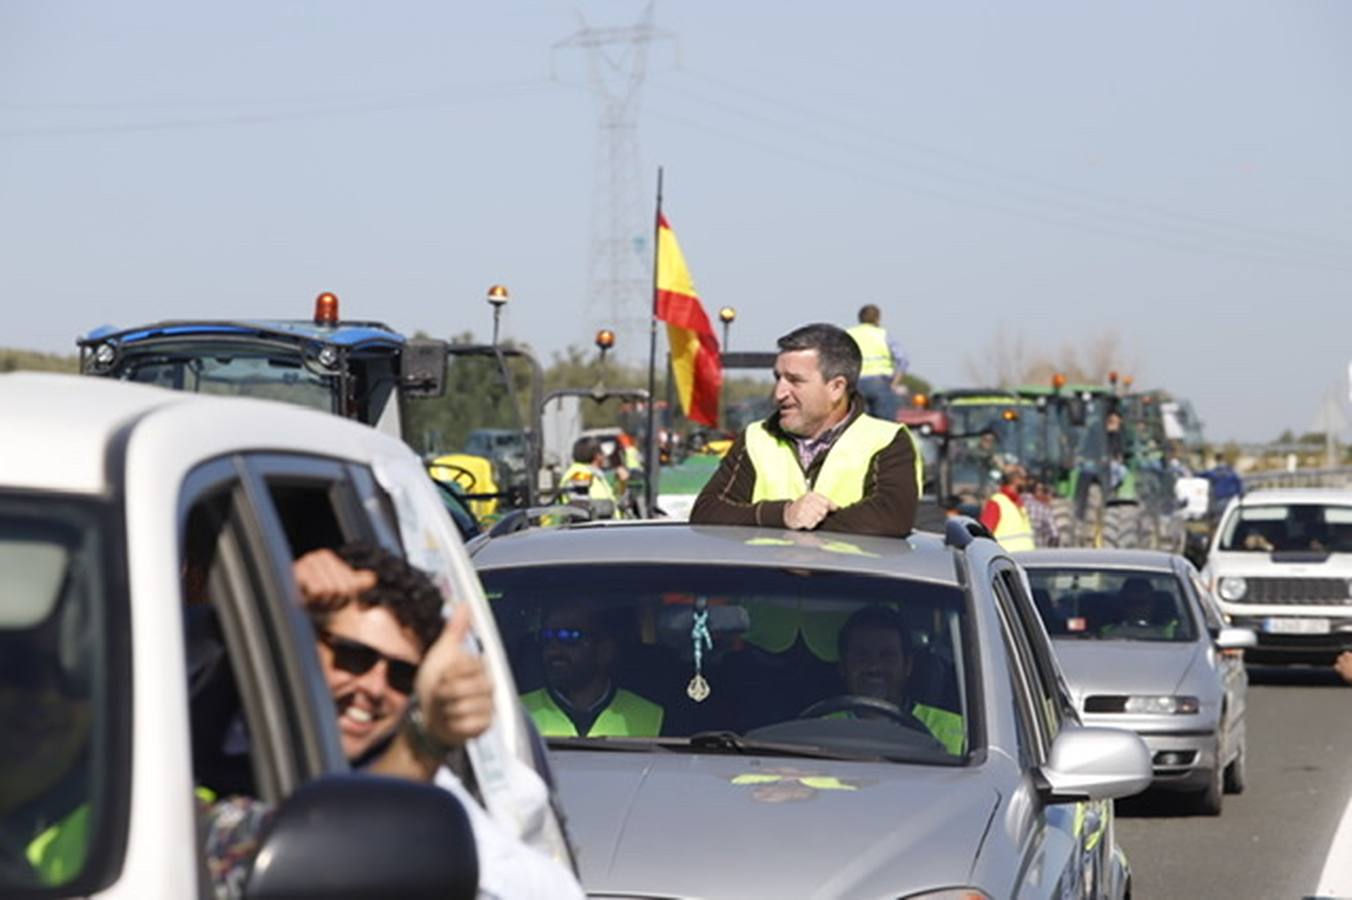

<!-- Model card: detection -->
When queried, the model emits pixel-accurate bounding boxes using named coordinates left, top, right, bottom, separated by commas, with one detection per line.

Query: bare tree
left=962, top=324, right=1141, bottom=388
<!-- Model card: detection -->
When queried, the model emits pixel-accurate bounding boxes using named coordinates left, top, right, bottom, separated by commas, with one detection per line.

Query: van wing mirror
left=245, top=774, right=477, bottom=900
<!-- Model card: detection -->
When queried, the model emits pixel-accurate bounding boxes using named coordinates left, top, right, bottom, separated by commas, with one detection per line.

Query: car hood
left=553, top=750, right=999, bottom=899
left=1053, top=640, right=1201, bottom=698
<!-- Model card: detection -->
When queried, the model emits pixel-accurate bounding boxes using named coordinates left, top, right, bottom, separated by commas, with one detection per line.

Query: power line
left=656, top=67, right=1352, bottom=262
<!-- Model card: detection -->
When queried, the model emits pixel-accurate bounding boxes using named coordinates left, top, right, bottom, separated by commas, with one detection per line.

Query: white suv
left=1202, top=488, right=1352, bottom=663
left=0, top=373, right=571, bottom=898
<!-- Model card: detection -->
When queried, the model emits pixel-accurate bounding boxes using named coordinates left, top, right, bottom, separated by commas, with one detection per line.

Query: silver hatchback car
left=472, top=520, right=1151, bottom=898
left=1017, top=549, right=1256, bottom=815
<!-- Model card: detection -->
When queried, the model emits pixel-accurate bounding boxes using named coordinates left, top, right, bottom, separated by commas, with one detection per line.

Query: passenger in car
left=202, top=545, right=583, bottom=900
left=836, top=606, right=965, bottom=755
left=520, top=607, right=664, bottom=738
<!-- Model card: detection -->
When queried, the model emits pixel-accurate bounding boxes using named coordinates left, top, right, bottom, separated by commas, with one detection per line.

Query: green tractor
left=1017, top=377, right=1184, bottom=551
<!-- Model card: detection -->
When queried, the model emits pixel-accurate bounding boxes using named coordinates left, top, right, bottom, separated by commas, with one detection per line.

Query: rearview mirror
left=402, top=338, right=450, bottom=398
left=1038, top=725, right=1151, bottom=803
left=245, top=774, right=477, bottom=900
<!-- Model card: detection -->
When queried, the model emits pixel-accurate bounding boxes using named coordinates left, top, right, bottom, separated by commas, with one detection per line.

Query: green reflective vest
left=829, top=702, right=966, bottom=756
left=846, top=324, right=894, bottom=378
left=990, top=492, right=1035, bottom=552
left=744, top=415, right=921, bottom=506
left=26, top=803, right=88, bottom=886
left=522, top=687, right=663, bottom=737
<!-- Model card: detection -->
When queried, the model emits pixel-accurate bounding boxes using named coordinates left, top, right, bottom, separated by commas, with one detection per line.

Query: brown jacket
left=689, top=399, right=917, bottom=537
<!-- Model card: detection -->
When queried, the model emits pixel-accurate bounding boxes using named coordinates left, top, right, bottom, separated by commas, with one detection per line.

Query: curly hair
left=321, top=543, right=445, bottom=652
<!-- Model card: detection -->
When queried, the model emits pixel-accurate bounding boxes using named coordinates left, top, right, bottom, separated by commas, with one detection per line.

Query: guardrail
left=1243, top=466, right=1352, bottom=490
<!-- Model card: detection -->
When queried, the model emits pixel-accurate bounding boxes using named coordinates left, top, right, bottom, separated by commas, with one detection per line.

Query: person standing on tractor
left=846, top=304, right=909, bottom=421
left=559, top=437, right=618, bottom=518
left=980, top=464, right=1035, bottom=552
left=690, top=322, right=920, bottom=536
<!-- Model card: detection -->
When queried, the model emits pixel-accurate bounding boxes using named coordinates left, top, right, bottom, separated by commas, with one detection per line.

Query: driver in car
left=836, top=605, right=964, bottom=755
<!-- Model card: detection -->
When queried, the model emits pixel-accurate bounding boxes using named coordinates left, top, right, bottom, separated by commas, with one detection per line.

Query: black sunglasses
left=318, top=631, right=418, bottom=694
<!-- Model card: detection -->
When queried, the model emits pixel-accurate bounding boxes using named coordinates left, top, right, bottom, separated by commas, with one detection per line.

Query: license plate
left=1265, top=617, right=1331, bottom=635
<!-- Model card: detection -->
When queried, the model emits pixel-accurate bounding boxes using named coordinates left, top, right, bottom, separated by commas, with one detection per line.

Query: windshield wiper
left=679, top=731, right=886, bottom=762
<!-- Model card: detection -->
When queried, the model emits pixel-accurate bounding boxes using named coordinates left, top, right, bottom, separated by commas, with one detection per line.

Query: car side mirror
left=1038, top=725, right=1151, bottom=804
left=245, top=774, right=477, bottom=900
left=1214, top=627, right=1257, bottom=651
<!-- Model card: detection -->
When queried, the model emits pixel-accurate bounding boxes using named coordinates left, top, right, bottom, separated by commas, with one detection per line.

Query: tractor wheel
left=1080, top=482, right=1105, bottom=547
left=1102, top=504, right=1144, bottom=549
left=1051, top=497, right=1076, bottom=548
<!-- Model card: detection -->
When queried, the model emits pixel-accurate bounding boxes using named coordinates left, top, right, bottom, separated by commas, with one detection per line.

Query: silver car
left=472, top=520, right=1151, bottom=898
left=1017, top=549, right=1256, bottom=815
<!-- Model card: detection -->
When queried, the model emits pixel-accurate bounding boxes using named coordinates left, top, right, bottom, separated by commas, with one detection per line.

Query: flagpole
left=644, top=167, right=664, bottom=518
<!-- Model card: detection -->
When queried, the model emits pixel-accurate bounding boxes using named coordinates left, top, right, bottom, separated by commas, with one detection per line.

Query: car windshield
left=1218, top=503, right=1352, bottom=553
left=481, top=563, right=970, bottom=765
left=1025, top=567, right=1196, bottom=642
left=118, top=343, right=335, bottom=412
left=0, top=494, right=115, bottom=890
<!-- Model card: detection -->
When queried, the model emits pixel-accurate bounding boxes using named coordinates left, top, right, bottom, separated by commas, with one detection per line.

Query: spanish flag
left=655, top=213, right=722, bottom=426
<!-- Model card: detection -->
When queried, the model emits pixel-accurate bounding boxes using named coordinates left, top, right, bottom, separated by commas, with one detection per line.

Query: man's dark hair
left=857, top=304, right=881, bottom=325
left=777, top=323, right=862, bottom=392
left=313, top=543, right=444, bottom=651
left=573, top=436, right=601, bottom=465
left=838, top=604, right=913, bottom=661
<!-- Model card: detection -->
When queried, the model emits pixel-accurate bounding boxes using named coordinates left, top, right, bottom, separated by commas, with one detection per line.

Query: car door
left=990, top=563, right=1111, bottom=899
left=1187, top=565, right=1247, bottom=758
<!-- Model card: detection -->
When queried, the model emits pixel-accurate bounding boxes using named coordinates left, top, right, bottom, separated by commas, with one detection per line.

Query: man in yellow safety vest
left=845, top=304, right=909, bottom=421
left=834, top=605, right=965, bottom=755
left=980, top=465, right=1035, bottom=552
left=690, top=323, right=920, bottom=537
left=520, top=607, right=664, bottom=738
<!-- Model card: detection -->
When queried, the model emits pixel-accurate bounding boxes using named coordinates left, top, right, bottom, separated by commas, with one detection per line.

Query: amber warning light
left=314, top=292, right=340, bottom=325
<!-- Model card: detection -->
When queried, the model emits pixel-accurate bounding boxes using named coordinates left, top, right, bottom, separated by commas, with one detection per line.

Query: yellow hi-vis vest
left=560, top=463, right=616, bottom=503
left=829, top=703, right=966, bottom=756
left=846, top=323, right=894, bottom=378
left=26, top=803, right=88, bottom=885
left=745, top=415, right=921, bottom=506
left=522, top=687, right=664, bottom=737
left=990, top=492, right=1035, bottom=552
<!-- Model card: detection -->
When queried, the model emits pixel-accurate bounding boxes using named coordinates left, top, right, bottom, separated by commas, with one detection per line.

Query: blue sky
left=2, top=1, right=1349, bottom=442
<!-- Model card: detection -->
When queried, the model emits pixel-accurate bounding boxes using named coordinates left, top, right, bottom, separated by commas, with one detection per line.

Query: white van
left=0, top=373, right=571, bottom=898
left=1202, top=488, right=1352, bottom=663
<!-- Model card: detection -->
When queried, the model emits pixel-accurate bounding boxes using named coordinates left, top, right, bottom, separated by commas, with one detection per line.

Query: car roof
left=472, top=520, right=961, bottom=585
left=1014, top=547, right=1180, bottom=573
left=1, top=372, right=406, bottom=495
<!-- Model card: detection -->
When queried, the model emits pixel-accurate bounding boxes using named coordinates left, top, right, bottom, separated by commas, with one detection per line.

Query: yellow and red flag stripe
left=655, top=213, right=722, bottom=426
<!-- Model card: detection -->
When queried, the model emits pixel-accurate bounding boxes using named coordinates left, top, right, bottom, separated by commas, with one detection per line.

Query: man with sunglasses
left=205, top=544, right=583, bottom=899
left=521, top=607, right=664, bottom=738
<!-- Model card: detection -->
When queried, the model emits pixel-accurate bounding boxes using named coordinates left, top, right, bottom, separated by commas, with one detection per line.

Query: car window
left=1218, top=503, right=1352, bottom=553
left=1186, top=570, right=1225, bottom=632
left=481, top=563, right=971, bottom=763
left=1025, top=567, right=1197, bottom=643
left=0, top=493, right=128, bottom=894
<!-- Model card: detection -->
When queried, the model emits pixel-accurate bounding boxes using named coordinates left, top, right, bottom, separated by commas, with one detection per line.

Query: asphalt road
left=1115, top=664, right=1352, bottom=899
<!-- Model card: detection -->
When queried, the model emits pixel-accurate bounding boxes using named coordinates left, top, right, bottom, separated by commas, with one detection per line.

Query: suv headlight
left=1123, top=695, right=1199, bottom=715
left=1218, top=576, right=1247, bottom=602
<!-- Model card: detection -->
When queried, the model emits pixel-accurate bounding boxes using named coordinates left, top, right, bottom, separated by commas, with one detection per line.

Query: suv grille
left=1234, top=577, right=1352, bottom=605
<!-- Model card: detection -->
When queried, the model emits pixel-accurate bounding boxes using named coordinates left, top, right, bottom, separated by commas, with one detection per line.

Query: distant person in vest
left=979, top=464, right=1035, bottom=552
left=836, top=605, right=964, bottom=755
left=521, top=607, right=664, bottom=738
left=846, top=304, right=909, bottom=421
left=690, top=322, right=920, bottom=537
